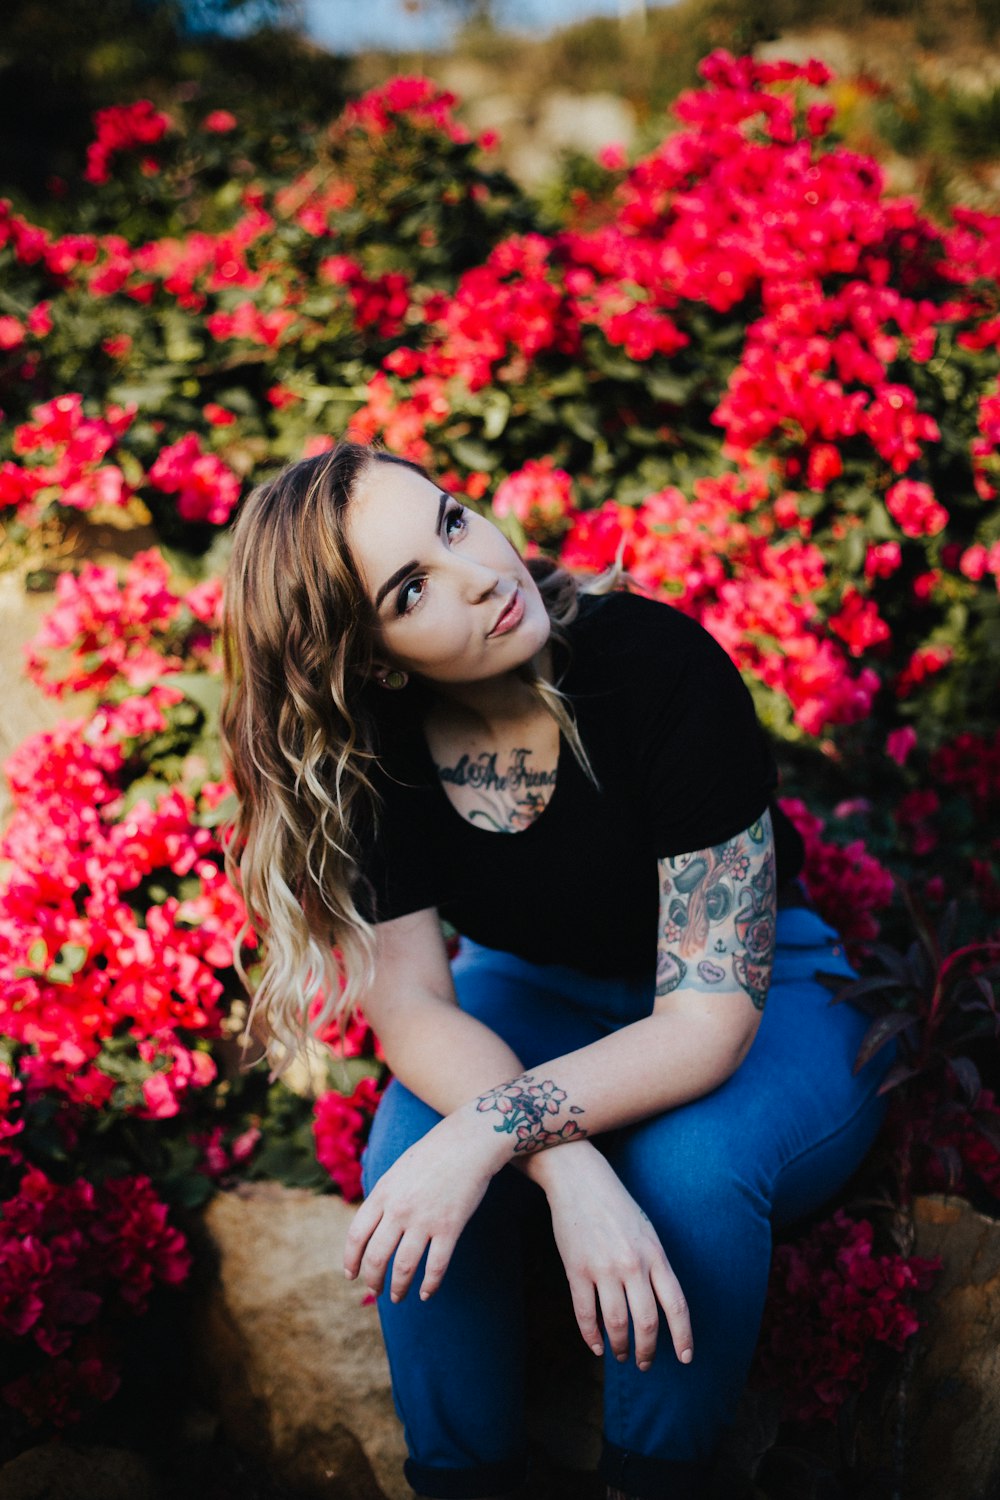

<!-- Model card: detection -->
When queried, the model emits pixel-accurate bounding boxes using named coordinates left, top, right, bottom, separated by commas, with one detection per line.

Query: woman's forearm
left=465, top=1003, right=757, bottom=1173
left=378, top=985, right=759, bottom=1183
left=373, top=991, right=606, bottom=1188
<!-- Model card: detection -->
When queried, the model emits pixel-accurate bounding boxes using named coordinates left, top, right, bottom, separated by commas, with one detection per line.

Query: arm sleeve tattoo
left=655, top=808, right=776, bottom=1010
left=475, top=1074, right=587, bottom=1153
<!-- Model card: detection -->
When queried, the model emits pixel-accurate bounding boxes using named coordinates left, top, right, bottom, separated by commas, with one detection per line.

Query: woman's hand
left=343, top=1111, right=504, bottom=1304
left=539, top=1144, right=693, bottom=1370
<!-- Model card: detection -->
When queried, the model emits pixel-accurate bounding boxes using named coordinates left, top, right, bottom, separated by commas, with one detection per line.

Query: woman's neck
left=423, top=644, right=554, bottom=738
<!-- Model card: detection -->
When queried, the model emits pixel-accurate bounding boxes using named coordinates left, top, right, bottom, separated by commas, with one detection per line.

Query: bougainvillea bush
left=1, top=56, right=999, bottom=1446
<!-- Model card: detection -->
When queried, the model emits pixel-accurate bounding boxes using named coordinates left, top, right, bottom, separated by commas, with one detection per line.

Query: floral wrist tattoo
left=475, top=1074, right=587, bottom=1154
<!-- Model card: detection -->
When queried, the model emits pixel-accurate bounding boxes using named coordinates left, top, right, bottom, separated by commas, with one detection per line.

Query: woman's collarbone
left=425, top=720, right=559, bottom=834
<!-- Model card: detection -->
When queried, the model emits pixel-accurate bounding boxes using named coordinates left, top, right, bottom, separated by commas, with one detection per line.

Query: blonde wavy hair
left=219, top=441, right=629, bottom=1085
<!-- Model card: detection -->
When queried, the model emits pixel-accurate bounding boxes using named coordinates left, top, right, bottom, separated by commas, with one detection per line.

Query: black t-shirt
left=354, top=589, right=803, bottom=983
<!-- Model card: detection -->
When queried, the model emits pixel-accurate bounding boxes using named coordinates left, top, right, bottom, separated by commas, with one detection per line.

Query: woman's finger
left=343, top=1198, right=384, bottom=1279
left=650, top=1256, right=693, bottom=1365
left=596, top=1279, right=631, bottom=1363
left=418, top=1232, right=457, bottom=1301
left=567, top=1275, right=604, bottom=1357
left=387, top=1229, right=429, bottom=1304
left=624, top=1273, right=661, bottom=1370
left=359, top=1216, right=405, bottom=1297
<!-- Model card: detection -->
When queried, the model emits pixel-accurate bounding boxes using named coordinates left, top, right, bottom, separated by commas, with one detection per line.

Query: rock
left=190, top=1182, right=407, bottom=1500
left=0, top=1442, right=160, bottom=1500
left=901, top=1195, right=1000, bottom=1500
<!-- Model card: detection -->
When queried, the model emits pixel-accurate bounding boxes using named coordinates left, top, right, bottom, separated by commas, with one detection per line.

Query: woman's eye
left=396, top=577, right=425, bottom=615
left=394, top=508, right=466, bottom=615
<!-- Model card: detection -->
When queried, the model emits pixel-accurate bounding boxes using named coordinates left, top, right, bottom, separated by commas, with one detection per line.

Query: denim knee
left=361, top=1076, right=442, bottom=1197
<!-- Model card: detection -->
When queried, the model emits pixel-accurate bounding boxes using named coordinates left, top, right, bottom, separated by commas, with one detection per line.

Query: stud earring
left=378, top=669, right=409, bottom=690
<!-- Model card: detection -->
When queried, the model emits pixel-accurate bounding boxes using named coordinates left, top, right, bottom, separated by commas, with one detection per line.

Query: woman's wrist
left=515, top=1136, right=600, bottom=1193
left=447, top=1067, right=592, bottom=1177
left=466, top=1069, right=589, bottom=1161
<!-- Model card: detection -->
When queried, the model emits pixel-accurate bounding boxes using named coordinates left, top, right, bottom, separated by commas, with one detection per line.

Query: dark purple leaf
left=854, top=1011, right=917, bottom=1073
left=876, top=1059, right=921, bottom=1095
left=938, top=901, right=958, bottom=955
left=947, top=1056, right=981, bottom=1104
left=870, top=943, right=917, bottom=987
left=973, top=974, right=1000, bottom=1008
left=932, top=1143, right=965, bottom=1192
left=907, top=940, right=934, bottom=993
left=823, top=973, right=903, bottom=1007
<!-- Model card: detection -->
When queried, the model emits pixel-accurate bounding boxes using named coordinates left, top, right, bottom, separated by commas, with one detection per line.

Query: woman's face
left=345, top=460, right=551, bottom=688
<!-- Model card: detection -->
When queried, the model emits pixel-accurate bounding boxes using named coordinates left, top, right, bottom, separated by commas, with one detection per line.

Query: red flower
left=313, top=1076, right=384, bottom=1202
left=885, top=479, right=948, bottom=538
left=755, top=1209, right=940, bottom=1423
left=84, top=101, right=171, bottom=186
left=147, top=434, right=241, bottom=525
left=492, top=459, right=576, bottom=535
left=0, top=1166, right=191, bottom=1426
left=203, top=110, right=237, bottom=133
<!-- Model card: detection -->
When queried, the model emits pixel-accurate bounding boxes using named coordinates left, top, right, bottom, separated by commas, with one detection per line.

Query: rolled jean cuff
left=599, top=1439, right=710, bottom=1500
left=403, top=1453, right=527, bottom=1497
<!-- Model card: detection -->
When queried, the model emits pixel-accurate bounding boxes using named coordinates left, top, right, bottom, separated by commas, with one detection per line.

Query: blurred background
left=5, top=0, right=1000, bottom=214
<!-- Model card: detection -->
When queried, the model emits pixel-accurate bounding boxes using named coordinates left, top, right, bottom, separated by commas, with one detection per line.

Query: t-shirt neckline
left=414, top=714, right=566, bottom=836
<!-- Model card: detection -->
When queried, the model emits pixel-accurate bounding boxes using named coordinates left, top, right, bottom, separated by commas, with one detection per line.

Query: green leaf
left=450, top=437, right=497, bottom=470
left=120, top=776, right=174, bottom=814
left=159, top=672, right=223, bottom=728
left=559, top=401, right=600, bottom=443
left=841, top=528, right=868, bottom=574
left=58, top=943, right=89, bottom=974
left=647, top=371, right=697, bottom=404
left=481, top=392, right=510, bottom=441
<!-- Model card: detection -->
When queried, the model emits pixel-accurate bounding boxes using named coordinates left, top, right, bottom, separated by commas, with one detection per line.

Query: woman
left=220, top=440, right=892, bottom=1500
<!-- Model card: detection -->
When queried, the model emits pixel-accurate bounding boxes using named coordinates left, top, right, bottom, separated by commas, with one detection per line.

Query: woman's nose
left=459, top=556, right=501, bottom=601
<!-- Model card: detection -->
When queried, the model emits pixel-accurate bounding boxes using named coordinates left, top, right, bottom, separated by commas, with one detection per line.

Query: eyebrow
left=373, top=491, right=450, bottom=612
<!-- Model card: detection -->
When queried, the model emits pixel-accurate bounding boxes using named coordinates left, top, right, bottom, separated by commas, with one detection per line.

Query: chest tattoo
left=433, top=746, right=557, bottom=833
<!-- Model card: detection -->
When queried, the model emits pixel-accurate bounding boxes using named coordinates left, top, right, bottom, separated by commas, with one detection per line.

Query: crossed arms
left=344, top=809, right=776, bottom=1370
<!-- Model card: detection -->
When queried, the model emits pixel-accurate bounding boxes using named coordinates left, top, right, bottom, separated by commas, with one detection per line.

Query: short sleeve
left=352, top=762, right=444, bottom=925
left=620, top=595, right=777, bottom=857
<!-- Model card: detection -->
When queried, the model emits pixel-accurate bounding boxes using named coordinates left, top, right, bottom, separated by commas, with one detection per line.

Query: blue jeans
left=362, top=907, right=893, bottom=1500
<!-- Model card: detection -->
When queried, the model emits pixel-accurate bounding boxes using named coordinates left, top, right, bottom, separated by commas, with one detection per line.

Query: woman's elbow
left=729, top=1007, right=764, bottom=1073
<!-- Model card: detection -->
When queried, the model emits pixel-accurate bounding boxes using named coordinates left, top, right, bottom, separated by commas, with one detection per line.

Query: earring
left=378, top=669, right=409, bottom=690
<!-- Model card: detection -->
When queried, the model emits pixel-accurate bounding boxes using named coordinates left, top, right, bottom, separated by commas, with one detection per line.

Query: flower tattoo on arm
left=655, top=809, right=776, bottom=1010
left=475, top=1075, right=587, bottom=1154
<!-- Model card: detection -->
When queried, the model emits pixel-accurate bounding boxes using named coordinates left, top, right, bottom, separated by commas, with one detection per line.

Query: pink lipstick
left=488, top=589, right=524, bottom=637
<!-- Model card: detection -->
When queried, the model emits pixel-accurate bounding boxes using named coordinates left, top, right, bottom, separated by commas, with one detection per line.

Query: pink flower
left=0, top=316, right=25, bottom=350
left=203, top=110, right=237, bottom=133
left=84, top=101, right=171, bottom=185
left=779, top=798, right=894, bottom=950
left=865, top=541, right=902, bottom=581
left=147, top=434, right=241, bottom=525
left=755, top=1209, right=940, bottom=1423
left=886, top=726, right=917, bottom=766
left=313, top=1076, right=384, bottom=1202
left=0, top=1166, right=191, bottom=1425
left=493, top=459, right=576, bottom=535
left=598, top=142, right=628, bottom=171
left=806, top=442, right=842, bottom=490
left=885, top=479, right=948, bottom=538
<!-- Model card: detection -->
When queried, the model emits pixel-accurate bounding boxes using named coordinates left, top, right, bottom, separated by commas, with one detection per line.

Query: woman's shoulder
left=570, top=587, right=728, bottom=672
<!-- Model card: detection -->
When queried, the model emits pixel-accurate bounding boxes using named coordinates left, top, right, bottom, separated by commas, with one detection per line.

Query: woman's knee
left=609, top=1113, right=768, bottom=1233
left=361, top=1078, right=442, bottom=1194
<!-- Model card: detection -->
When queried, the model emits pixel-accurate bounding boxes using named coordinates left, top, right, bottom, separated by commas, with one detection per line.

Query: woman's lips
left=488, top=588, right=524, bottom=637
